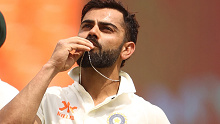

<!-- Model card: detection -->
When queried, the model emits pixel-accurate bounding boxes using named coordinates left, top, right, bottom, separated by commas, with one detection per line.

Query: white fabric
left=37, top=67, right=170, bottom=124
left=0, top=79, right=19, bottom=109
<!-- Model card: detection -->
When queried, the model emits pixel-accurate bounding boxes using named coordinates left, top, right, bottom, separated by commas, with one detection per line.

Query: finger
left=69, top=44, right=92, bottom=52
left=67, top=37, right=94, bottom=49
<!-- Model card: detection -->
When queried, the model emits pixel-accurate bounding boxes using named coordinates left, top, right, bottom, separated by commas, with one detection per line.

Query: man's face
left=77, top=8, right=126, bottom=68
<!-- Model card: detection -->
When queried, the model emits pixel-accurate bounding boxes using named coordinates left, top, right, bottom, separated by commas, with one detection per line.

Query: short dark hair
left=0, top=11, right=6, bottom=48
left=81, top=0, right=140, bottom=67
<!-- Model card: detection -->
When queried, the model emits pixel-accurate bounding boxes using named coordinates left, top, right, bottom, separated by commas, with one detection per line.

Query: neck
left=80, top=66, right=120, bottom=106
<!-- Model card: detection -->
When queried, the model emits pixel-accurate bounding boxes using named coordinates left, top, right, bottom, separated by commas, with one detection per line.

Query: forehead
left=82, top=8, right=124, bottom=27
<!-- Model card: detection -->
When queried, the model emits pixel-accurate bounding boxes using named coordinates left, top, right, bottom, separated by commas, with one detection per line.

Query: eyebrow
left=81, top=19, right=119, bottom=30
left=81, top=19, right=94, bottom=25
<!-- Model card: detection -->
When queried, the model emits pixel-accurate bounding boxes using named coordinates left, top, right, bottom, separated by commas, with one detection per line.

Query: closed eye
left=100, top=26, right=114, bottom=33
left=80, top=20, right=94, bottom=30
left=81, top=24, right=93, bottom=30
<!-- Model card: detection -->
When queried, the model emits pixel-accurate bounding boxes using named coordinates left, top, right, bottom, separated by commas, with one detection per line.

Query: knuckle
left=57, top=39, right=68, bottom=48
left=58, top=39, right=65, bottom=44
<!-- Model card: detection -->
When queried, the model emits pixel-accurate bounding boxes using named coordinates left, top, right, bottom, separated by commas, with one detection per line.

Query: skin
left=0, top=8, right=135, bottom=124
left=79, top=8, right=128, bottom=105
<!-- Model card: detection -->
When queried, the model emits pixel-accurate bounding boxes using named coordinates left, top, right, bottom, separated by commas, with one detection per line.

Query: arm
left=0, top=37, right=94, bottom=124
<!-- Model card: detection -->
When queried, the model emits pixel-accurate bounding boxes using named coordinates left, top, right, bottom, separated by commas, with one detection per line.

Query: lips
left=90, top=40, right=99, bottom=48
left=86, top=36, right=101, bottom=49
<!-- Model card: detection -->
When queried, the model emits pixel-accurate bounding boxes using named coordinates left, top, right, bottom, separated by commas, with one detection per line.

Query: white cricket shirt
left=37, top=67, right=170, bottom=124
left=0, top=79, right=19, bottom=109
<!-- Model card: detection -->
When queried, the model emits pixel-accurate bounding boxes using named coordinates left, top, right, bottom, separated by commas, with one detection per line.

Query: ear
left=120, top=41, right=135, bottom=60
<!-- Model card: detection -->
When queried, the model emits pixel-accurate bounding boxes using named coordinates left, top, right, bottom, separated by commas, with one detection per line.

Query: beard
left=77, top=46, right=122, bottom=68
left=77, top=35, right=124, bottom=68
left=77, top=35, right=123, bottom=68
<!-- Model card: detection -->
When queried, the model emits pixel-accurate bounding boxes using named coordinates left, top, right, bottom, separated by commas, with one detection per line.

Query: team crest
left=107, top=113, right=127, bottom=124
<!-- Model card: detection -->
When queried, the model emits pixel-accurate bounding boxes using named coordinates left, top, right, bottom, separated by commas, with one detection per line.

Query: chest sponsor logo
left=57, top=101, right=77, bottom=120
left=107, top=113, right=127, bottom=124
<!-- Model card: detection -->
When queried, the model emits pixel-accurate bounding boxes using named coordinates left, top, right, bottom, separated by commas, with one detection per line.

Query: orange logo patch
left=57, top=101, right=78, bottom=120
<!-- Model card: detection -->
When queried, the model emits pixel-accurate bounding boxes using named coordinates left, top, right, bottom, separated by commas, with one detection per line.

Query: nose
left=88, top=25, right=100, bottom=39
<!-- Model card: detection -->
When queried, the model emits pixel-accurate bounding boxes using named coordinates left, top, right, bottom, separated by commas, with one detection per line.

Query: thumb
left=73, top=51, right=85, bottom=61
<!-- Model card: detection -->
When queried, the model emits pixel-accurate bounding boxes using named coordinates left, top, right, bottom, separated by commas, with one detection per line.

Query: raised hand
left=47, top=36, right=94, bottom=72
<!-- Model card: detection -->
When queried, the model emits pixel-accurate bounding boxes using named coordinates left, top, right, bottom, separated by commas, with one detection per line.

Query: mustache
left=86, top=36, right=102, bottom=49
